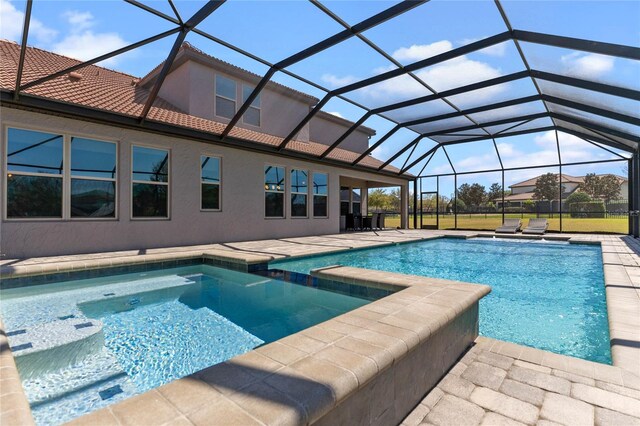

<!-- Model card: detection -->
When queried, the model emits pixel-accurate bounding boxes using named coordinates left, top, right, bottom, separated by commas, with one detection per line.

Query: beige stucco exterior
left=152, top=47, right=373, bottom=153
left=0, top=108, right=407, bottom=259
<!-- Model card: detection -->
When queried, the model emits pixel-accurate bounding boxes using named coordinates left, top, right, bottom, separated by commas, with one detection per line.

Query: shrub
left=522, top=200, right=536, bottom=212
left=569, top=201, right=606, bottom=218
left=449, top=198, right=467, bottom=213
left=565, top=191, right=591, bottom=205
left=504, top=207, right=523, bottom=213
left=606, top=200, right=628, bottom=214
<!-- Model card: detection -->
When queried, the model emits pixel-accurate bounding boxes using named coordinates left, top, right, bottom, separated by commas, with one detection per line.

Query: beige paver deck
left=1, top=229, right=638, bottom=425
left=401, top=336, right=640, bottom=426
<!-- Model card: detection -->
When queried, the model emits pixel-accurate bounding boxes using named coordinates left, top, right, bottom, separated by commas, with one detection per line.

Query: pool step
left=28, top=357, right=137, bottom=426
left=23, top=347, right=134, bottom=413
left=11, top=318, right=105, bottom=379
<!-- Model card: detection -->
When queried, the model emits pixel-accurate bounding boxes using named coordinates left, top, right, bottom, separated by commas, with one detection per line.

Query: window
left=6, top=128, right=63, bottom=218
left=313, top=172, right=328, bottom=217
left=242, top=85, right=261, bottom=127
left=265, top=165, right=285, bottom=218
left=132, top=146, right=169, bottom=218
left=71, top=137, right=116, bottom=218
left=201, top=155, right=221, bottom=210
left=340, top=186, right=350, bottom=215
left=352, top=188, right=362, bottom=214
left=216, top=75, right=236, bottom=119
left=291, top=169, right=308, bottom=217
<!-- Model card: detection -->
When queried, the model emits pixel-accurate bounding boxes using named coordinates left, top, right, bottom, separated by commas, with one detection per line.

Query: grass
left=381, top=213, right=628, bottom=234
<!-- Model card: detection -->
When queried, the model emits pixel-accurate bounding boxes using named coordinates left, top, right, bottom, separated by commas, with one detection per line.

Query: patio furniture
left=354, top=214, right=363, bottom=231
left=523, top=218, right=549, bottom=234
left=362, top=216, right=373, bottom=230
left=495, top=218, right=522, bottom=234
left=371, top=212, right=379, bottom=230
left=377, top=213, right=386, bottom=230
left=345, top=214, right=355, bottom=231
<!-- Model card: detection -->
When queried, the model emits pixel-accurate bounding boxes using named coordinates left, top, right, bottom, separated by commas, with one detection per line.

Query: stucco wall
left=309, top=113, right=371, bottom=153
left=158, top=62, right=191, bottom=114
left=159, top=61, right=312, bottom=143
left=157, top=59, right=375, bottom=152
left=0, top=108, right=406, bottom=259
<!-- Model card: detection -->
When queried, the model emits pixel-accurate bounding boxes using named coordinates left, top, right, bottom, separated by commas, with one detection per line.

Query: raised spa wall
left=0, top=245, right=490, bottom=426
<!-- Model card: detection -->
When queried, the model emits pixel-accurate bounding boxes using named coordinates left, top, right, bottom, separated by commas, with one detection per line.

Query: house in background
left=497, top=173, right=628, bottom=211
left=1, top=41, right=409, bottom=258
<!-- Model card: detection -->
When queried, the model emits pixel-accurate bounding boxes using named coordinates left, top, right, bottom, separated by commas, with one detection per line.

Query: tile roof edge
left=0, top=39, right=141, bottom=81
left=316, top=110, right=376, bottom=136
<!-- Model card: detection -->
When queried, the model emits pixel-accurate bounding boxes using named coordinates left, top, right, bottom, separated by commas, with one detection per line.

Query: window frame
left=290, top=168, right=308, bottom=218
left=3, top=124, right=119, bottom=222
left=130, top=144, right=170, bottom=220
left=242, top=84, right=261, bottom=128
left=352, top=187, right=362, bottom=215
left=215, top=74, right=237, bottom=120
left=312, top=172, right=329, bottom=219
left=264, top=163, right=286, bottom=219
left=340, top=185, right=351, bottom=216
left=200, top=154, right=222, bottom=212
left=69, top=135, right=118, bottom=221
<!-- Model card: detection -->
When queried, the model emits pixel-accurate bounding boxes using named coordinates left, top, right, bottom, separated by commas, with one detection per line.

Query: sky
left=1, top=0, right=638, bottom=188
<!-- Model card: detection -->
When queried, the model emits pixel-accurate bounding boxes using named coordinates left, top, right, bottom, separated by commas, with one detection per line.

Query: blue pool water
left=0, top=265, right=370, bottom=425
left=273, top=237, right=611, bottom=364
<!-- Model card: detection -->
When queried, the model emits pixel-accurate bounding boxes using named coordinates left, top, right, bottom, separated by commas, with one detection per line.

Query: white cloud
left=323, top=40, right=506, bottom=108
left=371, top=145, right=387, bottom=159
left=391, top=40, right=452, bottom=62
left=52, top=31, right=128, bottom=66
left=62, top=10, right=94, bottom=32
left=455, top=153, right=497, bottom=170
left=438, top=130, right=614, bottom=184
left=561, top=52, right=614, bottom=79
left=496, top=130, right=609, bottom=169
left=496, top=142, right=519, bottom=157
left=430, top=163, right=454, bottom=174
left=321, top=73, right=357, bottom=87
left=0, top=0, right=57, bottom=42
left=413, top=55, right=502, bottom=93
left=51, top=9, right=128, bottom=67
left=460, top=38, right=507, bottom=57
left=0, top=1, right=129, bottom=67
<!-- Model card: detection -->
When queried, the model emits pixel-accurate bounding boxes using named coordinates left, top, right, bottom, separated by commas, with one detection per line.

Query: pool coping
left=0, top=230, right=638, bottom=425
left=1, top=231, right=637, bottom=373
left=2, top=265, right=491, bottom=426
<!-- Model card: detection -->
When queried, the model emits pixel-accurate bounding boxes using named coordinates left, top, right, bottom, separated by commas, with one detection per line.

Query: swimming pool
left=0, top=265, right=373, bottom=425
left=273, top=237, right=611, bottom=364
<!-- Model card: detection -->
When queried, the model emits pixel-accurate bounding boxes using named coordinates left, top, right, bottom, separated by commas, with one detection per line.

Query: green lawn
left=382, top=213, right=628, bottom=234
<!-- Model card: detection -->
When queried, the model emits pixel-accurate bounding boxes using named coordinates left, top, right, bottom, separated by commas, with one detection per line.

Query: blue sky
left=1, top=0, right=637, bottom=188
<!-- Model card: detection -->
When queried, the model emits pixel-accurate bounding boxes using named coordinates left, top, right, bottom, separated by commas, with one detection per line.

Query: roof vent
left=68, top=71, right=83, bottom=81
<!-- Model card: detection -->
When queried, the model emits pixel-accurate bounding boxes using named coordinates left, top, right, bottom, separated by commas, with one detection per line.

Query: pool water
left=273, top=237, right=611, bottom=364
left=0, top=265, right=370, bottom=425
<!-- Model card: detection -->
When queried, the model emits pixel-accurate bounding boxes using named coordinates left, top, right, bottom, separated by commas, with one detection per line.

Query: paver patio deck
left=1, top=229, right=638, bottom=425
left=401, top=336, right=640, bottom=426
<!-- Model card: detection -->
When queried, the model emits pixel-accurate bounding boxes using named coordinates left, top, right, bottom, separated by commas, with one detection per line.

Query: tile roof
left=510, top=173, right=627, bottom=188
left=0, top=40, right=401, bottom=175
